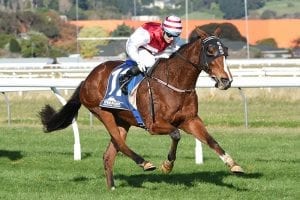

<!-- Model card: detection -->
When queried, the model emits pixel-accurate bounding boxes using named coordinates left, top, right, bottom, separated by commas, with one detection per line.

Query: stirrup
left=120, top=83, right=129, bottom=95
left=119, top=79, right=130, bottom=95
left=119, top=78, right=129, bottom=88
left=119, top=74, right=132, bottom=95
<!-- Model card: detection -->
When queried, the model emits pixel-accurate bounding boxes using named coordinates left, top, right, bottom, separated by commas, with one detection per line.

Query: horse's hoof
left=160, top=160, right=174, bottom=174
left=231, top=165, right=244, bottom=174
left=139, top=161, right=156, bottom=171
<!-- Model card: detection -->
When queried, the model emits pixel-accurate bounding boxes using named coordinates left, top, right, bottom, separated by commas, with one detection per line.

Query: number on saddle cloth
left=99, top=60, right=146, bottom=128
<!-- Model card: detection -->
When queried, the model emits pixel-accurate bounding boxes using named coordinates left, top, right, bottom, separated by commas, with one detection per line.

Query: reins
left=148, top=38, right=208, bottom=93
left=174, top=51, right=203, bottom=73
left=151, top=76, right=194, bottom=93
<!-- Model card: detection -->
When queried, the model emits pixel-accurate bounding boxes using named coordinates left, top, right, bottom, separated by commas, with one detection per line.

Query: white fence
left=1, top=58, right=300, bottom=162
left=0, top=58, right=300, bottom=72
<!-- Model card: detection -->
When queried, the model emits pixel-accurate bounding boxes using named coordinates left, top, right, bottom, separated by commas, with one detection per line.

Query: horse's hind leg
left=182, top=117, right=244, bottom=174
left=103, top=141, right=118, bottom=190
left=103, top=126, right=128, bottom=190
left=95, top=109, right=156, bottom=170
left=161, top=129, right=181, bottom=174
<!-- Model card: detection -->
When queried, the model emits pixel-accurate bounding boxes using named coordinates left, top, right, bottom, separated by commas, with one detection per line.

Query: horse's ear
left=214, top=27, right=222, bottom=37
left=195, top=27, right=208, bottom=40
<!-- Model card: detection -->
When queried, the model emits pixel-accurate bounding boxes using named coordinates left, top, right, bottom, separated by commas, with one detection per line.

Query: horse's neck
left=152, top=40, right=201, bottom=90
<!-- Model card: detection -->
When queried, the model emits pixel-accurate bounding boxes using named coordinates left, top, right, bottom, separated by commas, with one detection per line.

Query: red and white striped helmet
left=162, top=15, right=182, bottom=37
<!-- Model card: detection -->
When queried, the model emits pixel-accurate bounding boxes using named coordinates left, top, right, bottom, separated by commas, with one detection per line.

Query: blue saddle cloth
left=100, top=60, right=146, bottom=128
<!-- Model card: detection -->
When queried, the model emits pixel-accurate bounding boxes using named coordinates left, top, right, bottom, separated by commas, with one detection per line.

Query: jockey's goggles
left=164, top=31, right=179, bottom=38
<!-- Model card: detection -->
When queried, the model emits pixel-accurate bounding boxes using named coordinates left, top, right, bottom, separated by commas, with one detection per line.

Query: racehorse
left=39, top=27, right=244, bottom=190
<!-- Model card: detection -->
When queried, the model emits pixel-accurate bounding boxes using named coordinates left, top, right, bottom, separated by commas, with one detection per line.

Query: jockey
left=119, top=15, right=183, bottom=94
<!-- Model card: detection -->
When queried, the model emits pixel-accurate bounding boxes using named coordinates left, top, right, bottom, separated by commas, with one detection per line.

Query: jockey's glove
left=137, top=62, right=147, bottom=72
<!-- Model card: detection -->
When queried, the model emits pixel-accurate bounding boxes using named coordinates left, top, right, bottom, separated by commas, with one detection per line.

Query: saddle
left=99, top=60, right=146, bottom=128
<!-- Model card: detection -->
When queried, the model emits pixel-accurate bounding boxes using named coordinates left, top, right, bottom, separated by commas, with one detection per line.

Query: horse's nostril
left=220, top=78, right=231, bottom=89
left=221, top=78, right=229, bottom=84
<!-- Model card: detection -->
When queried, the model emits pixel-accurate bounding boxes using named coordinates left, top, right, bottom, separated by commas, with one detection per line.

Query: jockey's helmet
left=162, top=15, right=182, bottom=37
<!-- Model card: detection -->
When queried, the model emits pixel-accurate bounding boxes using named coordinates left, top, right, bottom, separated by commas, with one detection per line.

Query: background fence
left=1, top=58, right=300, bottom=161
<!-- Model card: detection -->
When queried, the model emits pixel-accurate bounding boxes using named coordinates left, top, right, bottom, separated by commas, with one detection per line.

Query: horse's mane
left=168, top=34, right=204, bottom=59
left=169, top=43, right=189, bottom=59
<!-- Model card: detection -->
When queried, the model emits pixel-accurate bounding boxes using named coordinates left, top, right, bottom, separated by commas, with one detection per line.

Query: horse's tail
left=39, top=82, right=83, bottom=133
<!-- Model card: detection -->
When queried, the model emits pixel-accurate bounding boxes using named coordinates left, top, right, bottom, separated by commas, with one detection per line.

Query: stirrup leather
left=119, top=75, right=131, bottom=95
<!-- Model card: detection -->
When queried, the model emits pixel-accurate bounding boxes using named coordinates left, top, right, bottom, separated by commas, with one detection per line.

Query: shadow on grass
left=0, top=150, right=23, bottom=161
left=72, top=176, right=91, bottom=182
left=115, top=171, right=262, bottom=191
left=256, top=158, right=300, bottom=164
left=43, top=151, right=92, bottom=159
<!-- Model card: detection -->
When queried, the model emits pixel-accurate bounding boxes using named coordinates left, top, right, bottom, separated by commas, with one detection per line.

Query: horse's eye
left=206, top=44, right=217, bottom=57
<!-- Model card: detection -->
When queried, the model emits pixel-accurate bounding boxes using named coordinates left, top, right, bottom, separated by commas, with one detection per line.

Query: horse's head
left=196, top=28, right=232, bottom=90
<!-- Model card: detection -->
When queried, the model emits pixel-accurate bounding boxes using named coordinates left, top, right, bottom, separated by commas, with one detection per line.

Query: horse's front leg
left=181, top=117, right=244, bottom=174
left=161, top=129, right=181, bottom=174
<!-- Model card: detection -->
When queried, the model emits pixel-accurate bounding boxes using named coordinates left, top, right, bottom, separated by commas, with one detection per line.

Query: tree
left=50, top=15, right=77, bottom=54
left=59, top=0, right=72, bottom=13
left=73, top=0, right=89, bottom=10
left=20, top=31, right=49, bottom=57
left=66, top=5, right=87, bottom=20
left=48, top=0, right=59, bottom=10
left=15, top=10, right=60, bottom=38
left=110, top=23, right=134, bottom=37
left=260, top=10, right=277, bottom=19
left=219, top=0, right=245, bottom=19
left=291, top=37, right=300, bottom=48
left=9, top=38, right=21, bottom=53
left=78, top=26, right=109, bottom=58
left=30, top=12, right=60, bottom=38
left=256, top=38, right=278, bottom=48
left=0, top=11, right=19, bottom=34
left=248, top=0, right=265, bottom=10
left=189, top=23, right=246, bottom=42
left=0, top=33, right=13, bottom=48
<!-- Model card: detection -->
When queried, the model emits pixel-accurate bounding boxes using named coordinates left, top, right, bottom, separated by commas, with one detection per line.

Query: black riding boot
left=119, top=65, right=141, bottom=95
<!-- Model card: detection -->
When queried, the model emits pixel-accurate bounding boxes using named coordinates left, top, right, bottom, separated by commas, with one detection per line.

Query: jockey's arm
left=126, top=27, right=150, bottom=64
left=170, top=37, right=182, bottom=51
left=155, top=37, right=182, bottom=59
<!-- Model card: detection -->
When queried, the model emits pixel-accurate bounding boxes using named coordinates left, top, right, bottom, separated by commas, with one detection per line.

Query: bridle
left=176, top=36, right=228, bottom=73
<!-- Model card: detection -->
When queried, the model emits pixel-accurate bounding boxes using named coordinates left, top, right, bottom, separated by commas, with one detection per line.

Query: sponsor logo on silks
left=102, top=97, right=122, bottom=108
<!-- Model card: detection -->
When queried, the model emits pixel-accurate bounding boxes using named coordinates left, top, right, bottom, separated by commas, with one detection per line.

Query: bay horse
left=39, top=27, right=244, bottom=190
